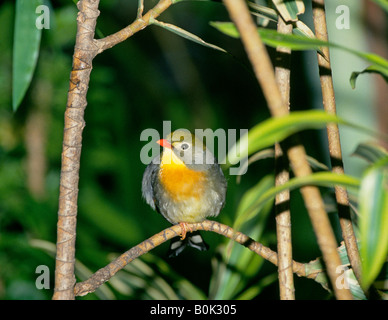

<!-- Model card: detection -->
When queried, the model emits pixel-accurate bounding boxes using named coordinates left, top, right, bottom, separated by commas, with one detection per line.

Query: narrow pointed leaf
left=233, top=174, right=274, bottom=231
left=211, top=22, right=388, bottom=77
left=272, top=0, right=305, bottom=22
left=359, top=160, right=388, bottom=290
left=350, top=65, right=388, bottom=89
left=150, top=19, right=226, bottom=53
left=213, top=175, right=274, bottom=299
left=224, top=110, right=343, bottom=166
left=234, top=172, right=360, bottom=228
left=353, top=142, right=388, bottom=164
left=247, top=1, right=279, bottom=22
left=13, top=0, right=43, bottom=111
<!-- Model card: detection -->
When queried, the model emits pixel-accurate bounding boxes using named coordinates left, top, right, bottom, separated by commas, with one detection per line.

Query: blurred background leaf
left=12, top=0, right=43, bottom=111
left=371, top=0, right=388, bottom=12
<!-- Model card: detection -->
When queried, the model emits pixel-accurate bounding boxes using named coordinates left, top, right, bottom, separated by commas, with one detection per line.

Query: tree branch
left=74, top=220, right=315, bottom=297
left=53, top=0, right=173, bottom=300
left=311, top=0, right=362, bottom=288
left=274, top=17, right=294, bottom=300
left=52, top=0, right=101, bottom=300
left=94, top=0, right=173, bottom=54
left=222, top=0, right=353, bottom=299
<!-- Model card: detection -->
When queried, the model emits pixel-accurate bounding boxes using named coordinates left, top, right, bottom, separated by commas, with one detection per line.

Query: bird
left=142, top=129, right=227, bottom=257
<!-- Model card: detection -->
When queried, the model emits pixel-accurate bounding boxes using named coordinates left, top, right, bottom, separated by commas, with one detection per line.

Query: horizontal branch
left=74, top=220, right=320, bottom=297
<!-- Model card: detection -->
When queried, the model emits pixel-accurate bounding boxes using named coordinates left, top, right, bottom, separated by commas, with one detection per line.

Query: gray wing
left=209, top=162, right=228, bottom=214
left=141, top=157, right=160, bottom=211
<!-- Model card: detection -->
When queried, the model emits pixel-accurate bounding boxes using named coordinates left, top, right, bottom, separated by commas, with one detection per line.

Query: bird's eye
left=181, top=143, right=190, bottom=151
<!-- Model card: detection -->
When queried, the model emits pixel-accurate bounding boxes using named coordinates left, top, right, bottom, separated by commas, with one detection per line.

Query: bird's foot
left=179, top=222, right=193, bottom=240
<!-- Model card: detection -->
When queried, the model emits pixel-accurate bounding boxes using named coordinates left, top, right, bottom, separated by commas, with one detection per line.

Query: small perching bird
left=142, top=130, right=227, bottom=257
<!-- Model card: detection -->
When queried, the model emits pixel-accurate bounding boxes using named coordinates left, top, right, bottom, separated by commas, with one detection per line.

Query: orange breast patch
left=159, top=164, right=206, bottom=201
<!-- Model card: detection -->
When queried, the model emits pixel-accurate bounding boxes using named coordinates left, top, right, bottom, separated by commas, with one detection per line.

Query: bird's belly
left=159, top=165, right=206, bottom=201
left=158, top=165, right=212, bottom=223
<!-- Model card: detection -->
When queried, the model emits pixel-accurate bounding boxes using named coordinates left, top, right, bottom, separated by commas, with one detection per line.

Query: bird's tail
left=168, top=231, right=209, bottom=258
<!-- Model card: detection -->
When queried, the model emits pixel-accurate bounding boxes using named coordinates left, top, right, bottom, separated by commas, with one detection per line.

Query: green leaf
left=211, top=22, right=388, bottom=76
left=272, top=0, right=305, bottom=22
left=247, top=1, right=279, bottom=22
left=353, top=142, right=388, bottom=164
left=234, top=172, right=360, bottom=229
left=13, top=0, right=44, bottom=111
left=350, top=65, right=388, bottom=89
left=247, top=2, right=315, bottom=38
left=359, top=159, right=388, bottom=290
left=224, top=110, right=343, bottom=167
left=210, top=21, right=240, bottom=39
left=150, top=18, right=226, bottom=53
left=211, top=175, right=274, bottom=299
left=235, top=148, right=329, bottom=181
left=233, top=174, right=275, bottom=231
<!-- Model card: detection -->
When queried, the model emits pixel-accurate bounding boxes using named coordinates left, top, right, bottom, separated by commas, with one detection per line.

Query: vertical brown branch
left=274, top=18, right=294, bottom=300
left=312, top=0, right=362, bottom=286
left=52, top=0, right=173, bottom=300
left=53, top=0, right=100, bottom=300
left=222, top=0, right=353, bottom=299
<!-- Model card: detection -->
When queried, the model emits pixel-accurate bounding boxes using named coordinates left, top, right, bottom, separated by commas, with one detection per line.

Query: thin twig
left=137, top=0, right=145, bottom=19
left=274, top=17, right=294, bottom=300
left=222, top=0, right=353, bottom=299
left=74, top=220, right=315, bottom=297
left=312, top=0, right=362, bottom=287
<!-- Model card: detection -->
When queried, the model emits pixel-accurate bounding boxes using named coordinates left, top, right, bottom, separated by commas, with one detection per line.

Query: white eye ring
left=181, top=143, right=190, bottom=151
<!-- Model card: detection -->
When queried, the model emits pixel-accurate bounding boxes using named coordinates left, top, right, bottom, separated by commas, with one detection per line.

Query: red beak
left=157, top=139, right=172, bottom=149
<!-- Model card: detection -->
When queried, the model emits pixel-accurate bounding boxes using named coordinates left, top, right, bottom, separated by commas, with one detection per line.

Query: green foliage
left=224, top=110, right=344, bottom=167
left=271, top=0, right=304, bottom=22
left=3, top=0, right=388, bottom=300
left=357, top=148, right=388, bottom=290
left=12, top=0, right=43, bottom=111
left=150, top=18, right=226, bottom=53
left=211, top=21, right=388, bottom=87
left=210, top=175, right=275, bottom=299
